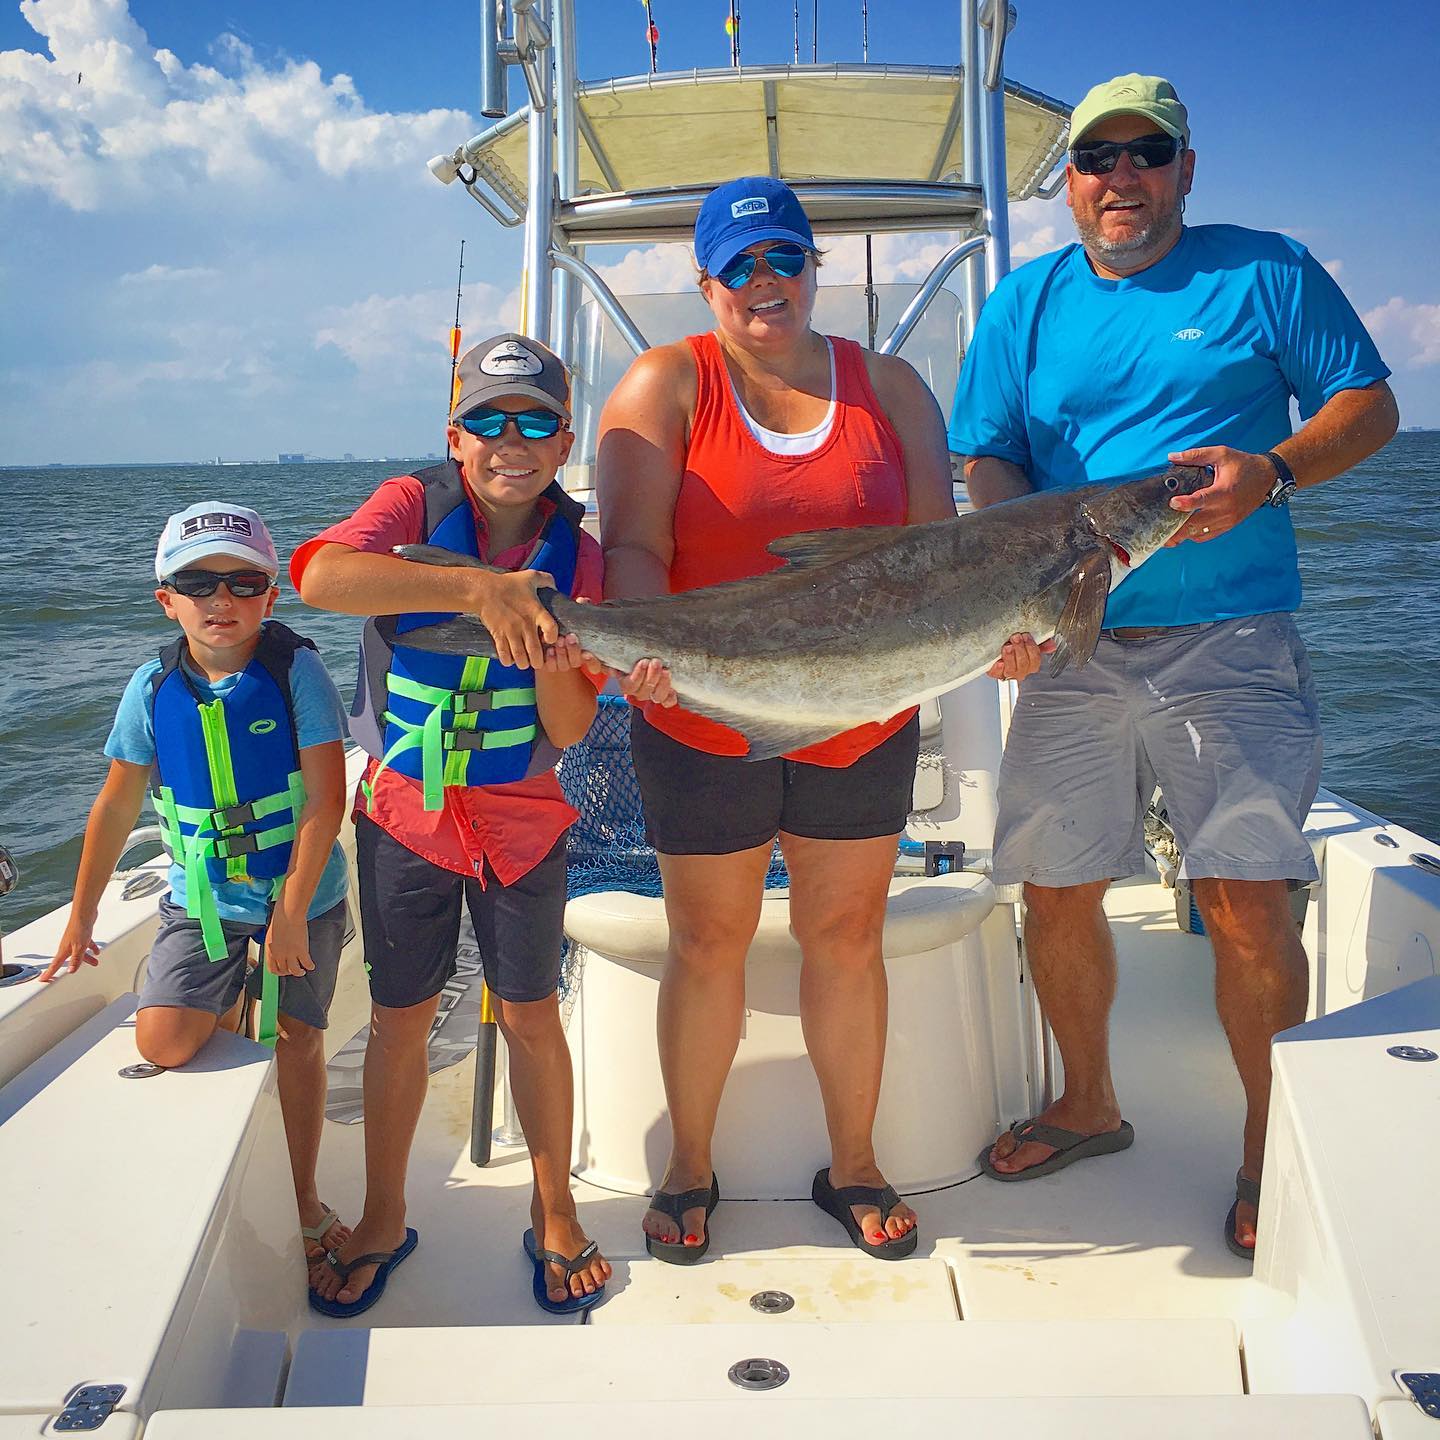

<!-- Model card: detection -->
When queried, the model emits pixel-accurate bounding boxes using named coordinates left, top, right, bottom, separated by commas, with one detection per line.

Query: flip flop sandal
left=1225, top=1169, right=1261, bottom=1261
left=977, top=1117, right=1135, bottom=1182
left=308, top=1227, right=419, bottom=1318
left=644, top=1173, right=720, bottom=1265
left=523, top=1228, right=607, bottom=1315
left=300, top=1204, right=345, bottom=1259
left=811, top=1167, right=918, bottom=1261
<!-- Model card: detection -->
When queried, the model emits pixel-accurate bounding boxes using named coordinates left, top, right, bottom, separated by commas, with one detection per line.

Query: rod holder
left=480, top=0, right=508, bottom=118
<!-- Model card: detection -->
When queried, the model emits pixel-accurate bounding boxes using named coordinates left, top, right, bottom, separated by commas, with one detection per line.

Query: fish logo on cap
left=480, top=340, right=544, bottom=377
left=730, top=196, right=770, bottom=219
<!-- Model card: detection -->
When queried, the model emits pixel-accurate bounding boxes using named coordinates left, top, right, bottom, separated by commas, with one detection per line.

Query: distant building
left=278, top=452, right=306, bottom=463
left=343, top=452, right=355, bottom=462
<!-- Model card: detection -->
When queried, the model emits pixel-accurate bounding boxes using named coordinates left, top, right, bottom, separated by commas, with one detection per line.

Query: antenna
left=793, top=1, right=800, bottom=63
left=862, top=0, right=869, bottom=61
left=812, top=0, right=818, bottom=62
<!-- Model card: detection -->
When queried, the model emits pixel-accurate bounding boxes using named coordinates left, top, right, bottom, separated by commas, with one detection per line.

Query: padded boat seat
left=148, top=1395, right=1372, bottom=1439
left=1247, top=977, right=1440, bottom=1411
left=564, top=871, right=996, bottom=966
left=0, top=996, right=302, bottom=1419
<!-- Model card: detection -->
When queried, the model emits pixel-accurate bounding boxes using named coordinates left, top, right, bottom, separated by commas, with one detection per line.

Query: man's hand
left=1164, top=447, right=1277, bottom=546
left=986, top=632, right=1054, bottom=682
left=39, top=913, right=101, bottom=982
left=619, top=658, right=678, bottom=707
left=265, top=908, right=313, bottom=978
left=465, top=568, right=560, bottom=669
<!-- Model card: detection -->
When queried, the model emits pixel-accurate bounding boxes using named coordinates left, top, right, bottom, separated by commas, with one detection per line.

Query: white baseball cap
left=155, top=502, right=280, bottom=581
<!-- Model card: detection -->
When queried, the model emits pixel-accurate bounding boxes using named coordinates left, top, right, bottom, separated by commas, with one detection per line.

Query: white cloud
left=0, top=0, right=469, bottom=211
left=119, top=263, right=220, bottom=284
left=314, top=284, right=520, bottom=374
left=1362, top=296, right=1440, bottom=368
left=1322, top=257, right=1344, bottom=280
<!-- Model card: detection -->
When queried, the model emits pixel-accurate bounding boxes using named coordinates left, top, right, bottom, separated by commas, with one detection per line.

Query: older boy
left=42, top=502, right=353, bottom=1270
left=296, top=334, right=612, bottom=1316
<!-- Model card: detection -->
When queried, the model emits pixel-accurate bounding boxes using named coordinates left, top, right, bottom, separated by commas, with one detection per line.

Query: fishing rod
left=448, top=238, right=466, bottom=418
left=642, top=0, right=659, bottom=73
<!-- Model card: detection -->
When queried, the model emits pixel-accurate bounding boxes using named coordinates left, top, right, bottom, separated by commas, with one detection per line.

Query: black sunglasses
left=1070, top=132, right=1183, bottom=176
left=714, top=242, right=812, bottom=290
left=163, top=569, right=275, bottom=598
left=457, top=407, right=564, bottom=441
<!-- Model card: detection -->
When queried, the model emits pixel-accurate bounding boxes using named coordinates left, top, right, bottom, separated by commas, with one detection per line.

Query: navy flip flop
left=644, top=1174, right=720, bottom=1265
left=522, top=1227, right=607, bottom=1315
left=1225, top=1169, right=1261, bottom=1262
left=308, top=1227, right=418, bottom=1318
left=812, top=1167, right=918, bottom=1261
left=978, top=1117, right=1135, bottom=1181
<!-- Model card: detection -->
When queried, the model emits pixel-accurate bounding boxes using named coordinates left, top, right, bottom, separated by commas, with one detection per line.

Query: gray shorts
left=993, top=613, right=1322, bottom=889
left=138, top=896, right=348, bottom=1030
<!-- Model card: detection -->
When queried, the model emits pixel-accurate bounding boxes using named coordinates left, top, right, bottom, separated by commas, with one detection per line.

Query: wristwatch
left=1264, top=450, right=1298, bottom=507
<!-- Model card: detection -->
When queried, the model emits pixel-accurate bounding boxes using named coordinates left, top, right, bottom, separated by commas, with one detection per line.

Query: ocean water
left=3, top=434, right=1438, bottom=933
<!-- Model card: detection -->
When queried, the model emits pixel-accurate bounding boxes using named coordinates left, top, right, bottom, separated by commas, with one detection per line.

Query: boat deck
left=308, top=872, right=1260, bottom=1333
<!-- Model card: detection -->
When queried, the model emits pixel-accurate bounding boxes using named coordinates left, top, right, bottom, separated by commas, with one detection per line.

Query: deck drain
left=118, top=1062, right=167, bottom=1080
left=1387, top=1045, right=1438, bottom=1063
left=728, top=1357, right=789, bottom=1391
left=749, top=1290, right=795, bottom=1315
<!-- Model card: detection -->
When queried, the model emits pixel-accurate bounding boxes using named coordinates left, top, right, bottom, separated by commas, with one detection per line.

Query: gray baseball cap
left=451, top=333, right=571, bottom=422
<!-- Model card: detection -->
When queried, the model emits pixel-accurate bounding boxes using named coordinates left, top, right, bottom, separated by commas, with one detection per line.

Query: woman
left=597, top=177, right=1041, bottom=1261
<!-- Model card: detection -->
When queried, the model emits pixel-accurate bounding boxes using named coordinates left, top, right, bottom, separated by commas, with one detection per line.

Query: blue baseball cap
left=694, top=177, right=816, bottom=278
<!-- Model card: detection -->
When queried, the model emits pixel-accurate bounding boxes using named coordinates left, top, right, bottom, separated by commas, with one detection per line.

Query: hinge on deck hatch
left=1399, top=1373, right=1440, bottom=1420
left=54, top=1383, right=126, bottom=1431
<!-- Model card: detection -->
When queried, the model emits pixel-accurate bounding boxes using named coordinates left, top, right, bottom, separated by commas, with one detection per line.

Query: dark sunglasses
left=714, top=241, right=812, bottom=290
left=457, top=407, right=564, bottom=441
left=163, top=569, right=274, bottom=598
left=1069, top=132, right=1183, bottom=176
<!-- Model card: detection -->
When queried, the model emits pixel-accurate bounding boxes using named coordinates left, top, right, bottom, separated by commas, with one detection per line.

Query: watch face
left=1269, top=480, right=1297, bottom=507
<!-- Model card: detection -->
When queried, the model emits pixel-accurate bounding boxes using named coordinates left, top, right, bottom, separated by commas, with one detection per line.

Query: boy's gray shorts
left=992, top=613, right=1322, bottom=890
left=138, top=896, right=348, bottom=1030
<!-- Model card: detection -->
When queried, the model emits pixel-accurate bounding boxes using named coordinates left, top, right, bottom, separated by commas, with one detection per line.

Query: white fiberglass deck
left=305, top=872, right=1257, bottom=1333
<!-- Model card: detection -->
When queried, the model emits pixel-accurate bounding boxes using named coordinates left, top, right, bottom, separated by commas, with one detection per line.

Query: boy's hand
left=40, top=915, right=101, bottom=982
left=467, top=568, right=559, bottom=670
left=265, top=908, right=313, bottom=977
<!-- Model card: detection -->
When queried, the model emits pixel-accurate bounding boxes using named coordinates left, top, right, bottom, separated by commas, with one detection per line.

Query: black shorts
left=355, top=814, right=567, bottom=1008
left=630, top=710, right=920, bottom=856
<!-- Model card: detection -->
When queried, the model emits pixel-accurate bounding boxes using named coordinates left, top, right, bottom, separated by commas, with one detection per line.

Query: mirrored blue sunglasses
left=714, top=241, right=812, bottom=290
left=457, top=407, right=564, bottom=441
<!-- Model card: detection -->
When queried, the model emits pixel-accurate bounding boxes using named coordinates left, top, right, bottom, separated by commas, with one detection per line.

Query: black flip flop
left=1225, top=1169, right=1261, bottom=1261
left=308, top=1227, right=418, bottom=1318
left=811, top=1167, right=918, bottom=1261
left=645, top=1173, right=720, bottom=1265
left=978, top=1117, right=1135, bottom=1182
left=522, top=1228, right=607, bottom=1314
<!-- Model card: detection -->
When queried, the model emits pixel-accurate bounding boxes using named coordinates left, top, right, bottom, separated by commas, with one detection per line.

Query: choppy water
left=3, top=436, right=1438, bottom=932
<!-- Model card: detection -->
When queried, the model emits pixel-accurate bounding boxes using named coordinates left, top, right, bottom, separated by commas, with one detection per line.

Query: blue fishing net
left=555, top=695, right=788, bottom=1011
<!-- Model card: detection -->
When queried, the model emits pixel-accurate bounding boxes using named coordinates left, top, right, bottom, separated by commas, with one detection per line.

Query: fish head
left=1078, top=464, right=1211, bottom=570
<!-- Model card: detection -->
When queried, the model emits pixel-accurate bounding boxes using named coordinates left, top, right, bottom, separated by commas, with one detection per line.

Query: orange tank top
left=643, top=331, right=918, bottom=766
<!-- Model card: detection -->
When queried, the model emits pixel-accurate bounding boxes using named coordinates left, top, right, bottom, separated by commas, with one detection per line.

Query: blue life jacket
left=350, top=462, right=583, bottom=811
left=148, top=620, right=313, bottom=964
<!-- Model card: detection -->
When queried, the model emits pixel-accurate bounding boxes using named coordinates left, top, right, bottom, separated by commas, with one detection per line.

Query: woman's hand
left=619, top=658, right=678, bottom=707
left=986, top=632, right=1053, bottom=682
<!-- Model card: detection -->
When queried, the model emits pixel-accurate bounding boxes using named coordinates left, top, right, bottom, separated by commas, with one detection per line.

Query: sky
left=2, top=0, right=1437, bottom=465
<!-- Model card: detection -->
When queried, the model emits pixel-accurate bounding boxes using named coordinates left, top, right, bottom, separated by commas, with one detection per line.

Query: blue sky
left=2, top=0, right=1436, bottom=464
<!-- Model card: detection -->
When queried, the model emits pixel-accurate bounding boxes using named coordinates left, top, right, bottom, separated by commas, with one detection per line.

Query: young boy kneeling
left=43, top=503, right=353, bottom=1271
left=296, top=334, right=612, bottom=1317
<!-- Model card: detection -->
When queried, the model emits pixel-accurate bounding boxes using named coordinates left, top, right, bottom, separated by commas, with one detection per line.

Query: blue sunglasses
left=714, top=241, right=812, bottom=290
left=457, top=407, right=564, bottom=441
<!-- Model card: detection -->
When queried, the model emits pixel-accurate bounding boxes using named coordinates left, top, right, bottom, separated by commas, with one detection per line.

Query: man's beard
left=1076, top=190, right=1183, bottom=268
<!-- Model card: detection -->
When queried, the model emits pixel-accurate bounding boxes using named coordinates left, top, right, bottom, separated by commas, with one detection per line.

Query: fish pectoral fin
left=398, top=617, right=500, bottom=658
left=679, top=696, right=858, bottom=763
left=766, top=525, right=907, bottom=569
left=1048, top=548, right=1112, bottom=678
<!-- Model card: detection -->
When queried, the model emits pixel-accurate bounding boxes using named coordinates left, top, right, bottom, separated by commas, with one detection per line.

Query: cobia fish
left=397, top=464, right=1210, bottom=760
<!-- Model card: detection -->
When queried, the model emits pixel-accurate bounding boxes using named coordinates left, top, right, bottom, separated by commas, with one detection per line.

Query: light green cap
left=1069, top=73, right=1189, bottom=146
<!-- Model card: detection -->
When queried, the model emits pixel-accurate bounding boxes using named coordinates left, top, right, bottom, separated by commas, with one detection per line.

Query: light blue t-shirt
left=107, top=643, right=350, bottom=925
left=947, top=224, right=1390, bottom=627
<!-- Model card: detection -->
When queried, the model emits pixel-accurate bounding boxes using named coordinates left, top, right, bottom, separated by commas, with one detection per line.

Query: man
left=948, top=74, right=1397, bottom=1259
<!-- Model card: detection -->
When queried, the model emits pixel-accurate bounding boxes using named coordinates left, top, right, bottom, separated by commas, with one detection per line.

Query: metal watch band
left=1264, top=450, right=1298, bottom=507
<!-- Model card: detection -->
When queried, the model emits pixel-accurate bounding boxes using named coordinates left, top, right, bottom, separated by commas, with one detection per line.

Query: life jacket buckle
left=215, top=832, right=261, bottom=858
left=209, top=800, right=256, bottom=830
left=451, top=691, right=495, bottom=715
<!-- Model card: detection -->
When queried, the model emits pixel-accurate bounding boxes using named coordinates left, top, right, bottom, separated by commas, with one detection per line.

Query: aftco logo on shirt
left=1172, top=327, right=1205, bottom=341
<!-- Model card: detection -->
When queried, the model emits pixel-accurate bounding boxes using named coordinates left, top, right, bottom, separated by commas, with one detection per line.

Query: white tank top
left=729, top=337, right=836, bottom=456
